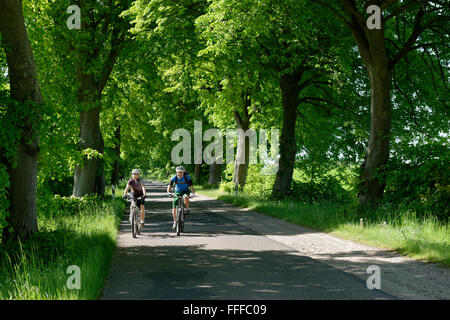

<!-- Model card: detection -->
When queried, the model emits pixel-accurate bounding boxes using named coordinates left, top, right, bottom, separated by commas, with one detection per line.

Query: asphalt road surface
left=101, top=181, right=398, bottom=300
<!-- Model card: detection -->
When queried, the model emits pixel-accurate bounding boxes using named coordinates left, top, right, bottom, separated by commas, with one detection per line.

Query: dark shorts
left=131, top=194, right=145, bottom=207
left=172, top=190, right=190, bottom=208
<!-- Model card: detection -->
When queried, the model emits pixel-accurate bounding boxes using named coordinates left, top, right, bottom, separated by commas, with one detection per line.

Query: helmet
left=176, top=166, right=185, bottom=172
left=132, top=169, right=141, bottom=175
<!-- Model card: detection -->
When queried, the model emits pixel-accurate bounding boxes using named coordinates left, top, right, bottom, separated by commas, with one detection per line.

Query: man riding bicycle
left=123, top=169, right=146, bottom=226
left=167, top=166, right=195, bottom=230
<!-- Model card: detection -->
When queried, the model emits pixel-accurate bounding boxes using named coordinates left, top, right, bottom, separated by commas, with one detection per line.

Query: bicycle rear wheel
left=132, top=207, right=139, bottom=238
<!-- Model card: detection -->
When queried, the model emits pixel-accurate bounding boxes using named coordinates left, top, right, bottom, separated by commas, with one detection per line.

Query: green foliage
left=1, top=0, right=447, bottom=249
left=0, top=92, right=21, bottom=236
left=37, top=192, right=102, bottom=218
left=0, top=198, right=124, bottom=300
left=385, top=142, right=450, bottom=221
left=0, top=164, right=10, bottom=236
left=243, top=165, right=276, bottom=198
left=0, top=229, right=70, bottom=267
left=290, top=175, right=353, bottom=204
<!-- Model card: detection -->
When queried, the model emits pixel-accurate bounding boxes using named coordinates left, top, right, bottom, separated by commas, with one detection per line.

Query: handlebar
left=123, top=195, right=146, bottom=201
left=167, top=193, right=195, bottom=198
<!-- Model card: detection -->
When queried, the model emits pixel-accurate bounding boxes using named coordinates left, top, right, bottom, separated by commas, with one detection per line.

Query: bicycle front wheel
left=176, top=207, right=182, bottom=236
left=132, top=207, right=139, bottom=238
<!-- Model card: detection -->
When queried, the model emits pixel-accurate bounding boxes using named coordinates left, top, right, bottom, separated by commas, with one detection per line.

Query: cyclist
left=123, top=169, right=146, bottom=226
left=167, top=166, right=195, bottom=230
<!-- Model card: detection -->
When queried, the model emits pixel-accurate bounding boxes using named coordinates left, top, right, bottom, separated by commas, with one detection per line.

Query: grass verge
left=197, top=187, right=449, bottom=267
left=0, top=198, right=124, bottom=299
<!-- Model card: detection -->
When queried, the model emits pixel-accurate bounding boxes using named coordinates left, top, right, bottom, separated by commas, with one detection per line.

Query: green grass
left=0, top=199, right=124, bottom=300
left=197, top=187, right=450, bottom=267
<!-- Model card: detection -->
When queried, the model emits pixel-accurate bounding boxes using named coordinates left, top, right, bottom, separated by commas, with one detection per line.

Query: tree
left=62, top=0, right=133, bottom=197
left=312, top=0, right=449, bottom=206
left=0, top=0, right=43, bottom=240
left=197, top=0, right=350, bottom=196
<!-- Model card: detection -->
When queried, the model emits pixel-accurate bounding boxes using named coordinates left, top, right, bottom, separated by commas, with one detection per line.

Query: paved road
left=101, top=181, right=394, bottom=300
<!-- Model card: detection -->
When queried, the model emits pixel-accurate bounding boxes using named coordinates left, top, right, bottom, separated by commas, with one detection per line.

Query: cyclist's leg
left=184, top=192, right=189, bottom=209
left=183, top=191, right=190, bottom=214
left=172, top=195, right=178, bottom=229
left=129, top=200, right=136, bottom=222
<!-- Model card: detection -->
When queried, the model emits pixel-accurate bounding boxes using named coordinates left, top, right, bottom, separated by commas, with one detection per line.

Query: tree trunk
left=351, top=27, right=392, bottom=207
left=232, top=90, right=252, bottom=187
left=309, top=151, right=316, bottom=203
left=0, top=0, right=43, bottom=241
left=5, top=145, right=39, bottom=241
left=110, top=126, right=121, bottom=187
left=233, top=139, right=249, bottom=188
left=71, top=4, right=125, bottom=197
left=358, top=60, right=392, bottom=206
left=73, top=104, right=104, bottom=197
left=194, top=163, right=201, bottom=182
left=272, top=72, right=301, bottom=198
left=208, top=163, right=222, bottom=185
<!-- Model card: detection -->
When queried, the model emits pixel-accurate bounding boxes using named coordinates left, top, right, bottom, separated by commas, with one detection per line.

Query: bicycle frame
left=169, top=193, right=193, bottom=236
left=128, top=196, right=143, bottom=238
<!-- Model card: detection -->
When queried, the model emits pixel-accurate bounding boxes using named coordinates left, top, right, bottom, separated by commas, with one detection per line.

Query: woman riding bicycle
left=123, top=169, right=146, bottom=226
left=167, top=166, right=195, bottom=230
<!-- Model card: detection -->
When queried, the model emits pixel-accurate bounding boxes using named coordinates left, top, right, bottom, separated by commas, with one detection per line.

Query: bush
left=41, top=176, right=73, bottom=197
left=37, top=192, right=102, bottom=218
left=290, top=175, right=353, bottom=204
left=384, top=144, right=449, bottom=221
left=219, top=180, right=239, bottom=193
left=243, top=164, right=275, bottom=198
left=218, top=164, right=275, bottom=197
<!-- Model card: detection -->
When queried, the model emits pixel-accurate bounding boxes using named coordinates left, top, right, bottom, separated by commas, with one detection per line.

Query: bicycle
left=168, top=192, right=194, bottom=236
left=124, top=194, right=145, bottom=238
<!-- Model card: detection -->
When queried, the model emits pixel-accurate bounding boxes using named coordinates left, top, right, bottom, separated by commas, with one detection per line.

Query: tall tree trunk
left=233, top=89, right=252, bottom=187
left=110, top=126, right=121, bottom=187
left=233, top=134, right=249, bottom=187
left=352, top=28, right=392, bottom=207
left=71, top=3, right=125, bottom=197
left=358, top=59, right=392, bottom=206
left=309, top=150, right=316, bottom=203
left=0, top=0, right=43, bottom=241
left=272, top=72, right=301, bottom=198
left=73, top=103, right=104, bottom=197
left=208, top=163, right=222, bottom=185
left=194, top=163, right=201, bottom=183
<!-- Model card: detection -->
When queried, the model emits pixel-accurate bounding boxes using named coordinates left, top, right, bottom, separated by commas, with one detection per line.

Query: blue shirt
left=170, top=174, right=192, bottom=193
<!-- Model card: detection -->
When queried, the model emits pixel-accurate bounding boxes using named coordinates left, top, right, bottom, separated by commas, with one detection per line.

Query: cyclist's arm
left=167, top=177, right=175, bottom=193
left=141, top=183, right=146, bottom=196
left=187, top=177, right=194, bottom=194
left=123, top=184, right=130, bottom=197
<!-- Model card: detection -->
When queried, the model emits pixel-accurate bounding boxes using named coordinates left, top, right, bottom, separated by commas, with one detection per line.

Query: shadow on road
left=101, top=244, right=394, bottom=300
